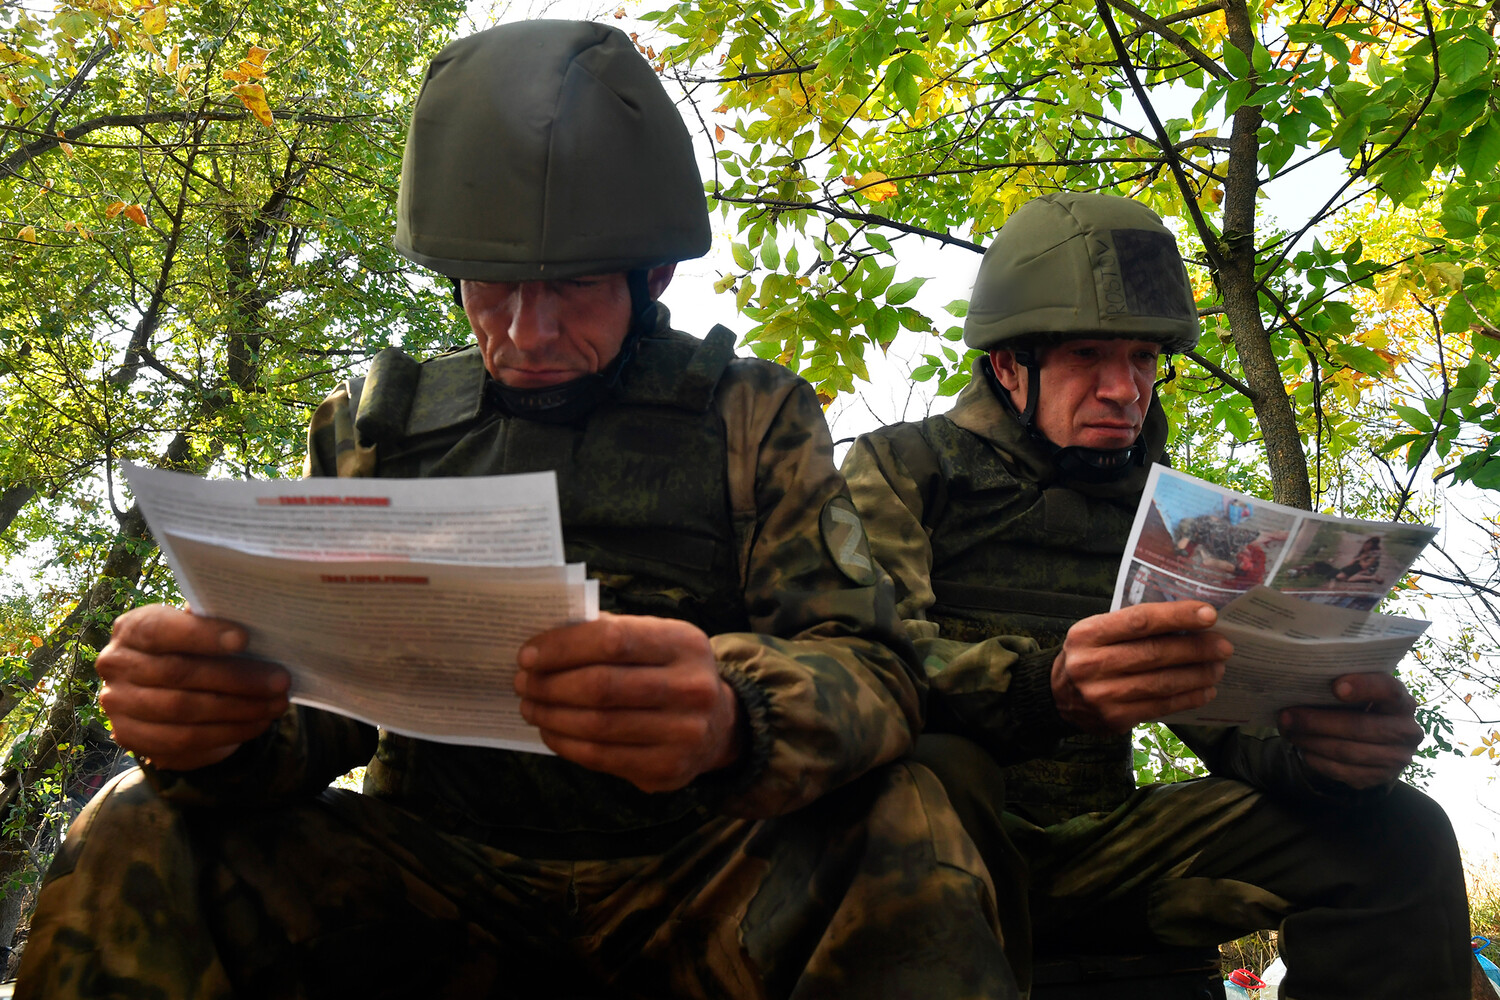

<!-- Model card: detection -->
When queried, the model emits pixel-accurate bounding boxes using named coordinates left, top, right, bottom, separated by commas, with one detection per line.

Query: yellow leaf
left=223, top=68, right=248, bottom=83
left=1474, top=745, right=1490, bottom=756
left=56, top=130, right=73, bottom=157
left=246, top=45, right=271, bottom=67
left=140, top=5, right=166, bottom=33
left=106, top=26, right=120, bottom=46
left=17, top=225, right=37, bottom=243
left=715, top=125, right=725, bottom=143
left=123, top=204, right=148, bottom=226
left=166, top=43, right=178, bottom=75
left=843, top=170, right=898, bottom=202
left=104, top=199, right=126, bottom=219
left=236, top=59, right=267, bottom=80
left=28, top=635, right=42, bottom=647
left=231, top=82, right=274, bottom=127
left=713, top=103, right=729, bottom=113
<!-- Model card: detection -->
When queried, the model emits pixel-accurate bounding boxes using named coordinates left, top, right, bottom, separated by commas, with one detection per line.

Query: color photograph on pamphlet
left=1112, top=466, right=1439, bottom=726
left=1113, top=465, right=1436, bottom=613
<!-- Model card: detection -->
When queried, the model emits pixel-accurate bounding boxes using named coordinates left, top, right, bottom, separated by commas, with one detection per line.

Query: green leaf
left=1457, top=357, right=1492, bottom=390
left=890, top=63, right=919, bottom=115
left=1222, top=44, right=1251, bottom=80
left=1457, top=119, right=1500, bottom=180
left=937, top=371, right=971, bottom=396
left=863, top=263, right=897, bottom=298
left=1444, top=39, right=1490, bottom=84
left=760, top=239, right=781, bottom=271
left=731, top=242, right=754, bottom=270
left=806, top=299, right=842, bottom=329
left=1392, top=404, right=1433, bottom=433
left=865, top=232, right=892, bottom=253
left=884, top=275, right=927, bottom=305
left=868, top=306, right=900, bottom=344
left=945, top=299, right=969, bottom=318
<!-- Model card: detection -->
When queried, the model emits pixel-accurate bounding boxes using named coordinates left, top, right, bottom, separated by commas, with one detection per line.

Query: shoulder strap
left=616, top=325, right=737, bottom=412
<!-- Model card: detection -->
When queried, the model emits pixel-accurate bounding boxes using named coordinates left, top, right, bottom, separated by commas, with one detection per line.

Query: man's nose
left=507, top=282, right=558, bottom=350
left=1095, top=358, right=1141, bottom=404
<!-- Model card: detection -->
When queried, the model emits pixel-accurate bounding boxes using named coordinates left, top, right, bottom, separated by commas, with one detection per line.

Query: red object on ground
left=1228, top=968, right=1268, bottom=988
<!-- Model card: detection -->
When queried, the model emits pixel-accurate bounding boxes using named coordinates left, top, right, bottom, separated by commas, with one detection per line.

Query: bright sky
left=462, top=0, right=1500, bottom=859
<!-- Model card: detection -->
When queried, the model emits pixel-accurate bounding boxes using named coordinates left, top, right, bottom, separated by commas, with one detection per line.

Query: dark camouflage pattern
left=20, top=762, right=1017, bottom=1000
left=845, top=366, right=1473, bottom=998
left=18, top=310, right=1014, bottom=998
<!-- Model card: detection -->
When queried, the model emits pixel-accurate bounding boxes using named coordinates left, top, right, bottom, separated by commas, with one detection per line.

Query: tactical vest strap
left=355, top=348, right=421, bottom=444
left=676, top=325, right=737, bottom=411
left=616, top=327, right=737, bottom=412
left=930, top=580, right=1112, bottom=622
left=406, top=347, right=487, bottom=438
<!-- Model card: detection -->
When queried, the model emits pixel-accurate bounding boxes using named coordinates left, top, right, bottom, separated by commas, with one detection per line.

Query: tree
left=642, top=0, right=1499, bottom=761
left=0, top=0, right=470, bottom=955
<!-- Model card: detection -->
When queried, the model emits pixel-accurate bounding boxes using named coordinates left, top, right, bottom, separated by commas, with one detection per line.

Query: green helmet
left=963, top=192, right=1200, bottom=354
left=394, top=20, right=711, bottom=281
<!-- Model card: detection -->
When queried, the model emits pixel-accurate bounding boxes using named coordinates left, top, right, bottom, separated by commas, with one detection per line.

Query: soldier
left=18, top=22, right=1015, bottom=1000
left=843, top=192, right=1471, bottom=998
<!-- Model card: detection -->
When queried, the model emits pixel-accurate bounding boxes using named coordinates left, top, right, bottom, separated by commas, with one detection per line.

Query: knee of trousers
left=1355, top=782, right=1464, bottom=896
left=41, top=767, right=188, bottom=886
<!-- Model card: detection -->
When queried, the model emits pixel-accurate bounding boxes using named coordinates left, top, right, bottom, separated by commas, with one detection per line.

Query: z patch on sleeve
left=820, top=496, right=878, bottom=586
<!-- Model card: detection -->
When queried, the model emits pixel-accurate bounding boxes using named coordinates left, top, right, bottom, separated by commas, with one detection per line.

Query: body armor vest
left=891, top=414, right=1147, bottom=825
left=340, top=326, right=746, bottom=857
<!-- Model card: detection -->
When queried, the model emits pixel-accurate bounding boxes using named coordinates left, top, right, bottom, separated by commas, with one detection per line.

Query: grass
left=1470, top=851, right=1500, bottom=968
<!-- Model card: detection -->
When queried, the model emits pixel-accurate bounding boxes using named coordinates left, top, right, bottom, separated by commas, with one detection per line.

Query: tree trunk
left=1220, top=0, right=1313, bottom=510
left=0, top=484, right=36, bottom=539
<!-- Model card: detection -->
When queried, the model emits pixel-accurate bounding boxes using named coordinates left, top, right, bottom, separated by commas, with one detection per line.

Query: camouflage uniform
left=19, top=314, right=1014, bottom=1000
left=842, top=364, right=1472, bottom=999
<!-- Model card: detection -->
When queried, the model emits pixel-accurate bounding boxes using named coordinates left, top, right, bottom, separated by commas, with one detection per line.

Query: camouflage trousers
left=18, top=758, right=1016, bottom=1000
left=915, top=734, right=1472, bottom=1000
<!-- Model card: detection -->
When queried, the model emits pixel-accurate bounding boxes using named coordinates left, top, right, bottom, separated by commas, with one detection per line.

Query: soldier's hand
left=1279, top=672, right=1422, bottom=789
left=515, top=614, right=742, bottom=793
left=1051, top=601, right=1230, bottom=734
left=96, top=604, right=290, bottom=771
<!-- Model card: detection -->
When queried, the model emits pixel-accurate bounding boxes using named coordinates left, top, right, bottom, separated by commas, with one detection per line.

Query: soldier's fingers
left=98, top=679, right=288, bottom=726
left=106, top=717, right=275, bottom=768
left=1102, top=634, right=1231, bottom=676
left=1093, top=663, right=1225, bottom=704
left=519, top=702, right=713, bottom=748
left=1294, top=747, right=1405, bottom=790
left=1064, top=632, right=1230, bottom=681
left=1088, top=685, right=1219, bottom=733
left=109, top=604, right=248, bottom=657
left=1279, top=705, right=1422, bottom=749
left=520, top=615, right=713, bottom=674
left=1067, top=602, right=1218, bottom=648
left=537, top=734, right=697, bottom=793
left=96, top=646, right=290, bottom=698
left=515, top=662, right=727, bottom=714
left=1329, top=672, right=1416, bottom=713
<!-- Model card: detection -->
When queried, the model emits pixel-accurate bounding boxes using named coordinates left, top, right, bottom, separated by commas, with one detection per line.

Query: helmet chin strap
left=475, top=269, right=658, bottom=425
left=981, top=351, right=1146, bottom=484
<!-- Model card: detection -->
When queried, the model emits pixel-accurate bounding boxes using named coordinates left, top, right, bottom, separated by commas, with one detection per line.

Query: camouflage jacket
left=153, top=308, right=922, bottom=857
left=843, top=362, right=1340, bottom=825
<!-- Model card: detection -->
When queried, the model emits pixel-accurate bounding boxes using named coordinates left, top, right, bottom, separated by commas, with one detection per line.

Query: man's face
left=461, top=265, right=673, bottom=388
left=990, top=338, right=1161, bottom=449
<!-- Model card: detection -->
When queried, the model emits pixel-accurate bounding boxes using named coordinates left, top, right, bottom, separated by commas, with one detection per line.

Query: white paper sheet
left=124, top=463, right=596, bottom=751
